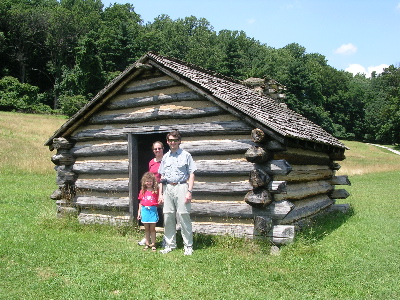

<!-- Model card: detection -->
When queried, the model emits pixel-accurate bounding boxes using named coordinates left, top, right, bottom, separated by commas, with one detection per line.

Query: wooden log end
left=245, top=146, right=272, bottom=163
left=244, top=189, right=272, bottom=208
left=251, top=128, right=266, bottom=143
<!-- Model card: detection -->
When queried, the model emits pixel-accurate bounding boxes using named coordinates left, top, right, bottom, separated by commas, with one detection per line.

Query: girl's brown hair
left=139, top=172, right=158, bottom=196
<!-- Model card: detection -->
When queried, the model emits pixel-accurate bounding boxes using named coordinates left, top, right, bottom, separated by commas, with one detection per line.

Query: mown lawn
left=0, top=112, right=399, bottom=299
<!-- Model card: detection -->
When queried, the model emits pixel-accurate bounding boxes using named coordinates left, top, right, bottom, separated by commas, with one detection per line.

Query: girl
left=137, top=172, right=159, bottom=251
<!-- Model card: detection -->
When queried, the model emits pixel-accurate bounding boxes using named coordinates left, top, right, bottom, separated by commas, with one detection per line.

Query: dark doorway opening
left=136, top=132, right=169, bottom=228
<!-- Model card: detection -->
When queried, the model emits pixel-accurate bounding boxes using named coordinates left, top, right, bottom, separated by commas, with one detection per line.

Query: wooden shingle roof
left=45, top=52, right=346, bottom=149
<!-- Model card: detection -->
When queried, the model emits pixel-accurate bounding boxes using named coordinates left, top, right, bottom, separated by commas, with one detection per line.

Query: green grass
left=0, top=112, right=399, bottom=299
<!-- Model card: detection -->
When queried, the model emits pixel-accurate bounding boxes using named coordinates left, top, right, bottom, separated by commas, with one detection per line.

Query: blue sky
left=102, top=0, right=400, bottom=77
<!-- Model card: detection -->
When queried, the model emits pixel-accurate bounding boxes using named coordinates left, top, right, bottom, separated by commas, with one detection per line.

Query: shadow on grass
left=295, top=206, right=355, bottom=244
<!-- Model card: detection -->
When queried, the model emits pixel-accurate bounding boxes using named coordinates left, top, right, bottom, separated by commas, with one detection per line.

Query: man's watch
left=187, top=190, right=192, bottom=193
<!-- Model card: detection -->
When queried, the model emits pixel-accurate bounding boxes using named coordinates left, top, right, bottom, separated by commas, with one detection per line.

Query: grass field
left=0, top=112, right=399, bottom=299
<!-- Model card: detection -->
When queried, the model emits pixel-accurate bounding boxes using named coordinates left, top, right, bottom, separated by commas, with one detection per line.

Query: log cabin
left=45, top=52, right=350, bottom=245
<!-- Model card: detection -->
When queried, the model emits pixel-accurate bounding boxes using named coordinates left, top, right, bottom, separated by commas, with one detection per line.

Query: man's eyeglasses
left=153, top=148, right=163, bottom=150
left=167, top=139, right=180, bottom=143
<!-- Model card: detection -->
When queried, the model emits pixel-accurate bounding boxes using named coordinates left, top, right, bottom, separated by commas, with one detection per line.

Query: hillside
left=0, top=112, right=67, bottom=175
left=1, top=111, right=400, bottom=176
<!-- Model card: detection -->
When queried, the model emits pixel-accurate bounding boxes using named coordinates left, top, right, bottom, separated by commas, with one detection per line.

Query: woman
left=148, top=141, right=164, bottom=183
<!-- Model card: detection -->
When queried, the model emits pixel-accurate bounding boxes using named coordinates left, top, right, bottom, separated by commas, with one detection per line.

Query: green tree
left=98, top=3, right=143, bottom=72
left=365, top=65, right=400, bottom=144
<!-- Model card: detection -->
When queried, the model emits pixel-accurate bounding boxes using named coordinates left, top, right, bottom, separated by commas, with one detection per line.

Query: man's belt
left=165, top=180, right=187, bottom=185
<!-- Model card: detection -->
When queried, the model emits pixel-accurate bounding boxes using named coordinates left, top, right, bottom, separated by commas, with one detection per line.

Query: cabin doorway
left=128, top=133, right=168, bottom=227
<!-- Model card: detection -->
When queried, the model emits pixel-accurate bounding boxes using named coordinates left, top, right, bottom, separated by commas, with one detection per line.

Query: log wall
left=49, top=69, right=350, bottom=245
left=50, top=70, right=257, bottom=231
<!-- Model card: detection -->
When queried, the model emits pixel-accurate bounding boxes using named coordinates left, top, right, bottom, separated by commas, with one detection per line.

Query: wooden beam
left=329, top=189, right=350, bottom=199
left=274, top=180, right=333, bottom=201
left=256, top=160, right=292, bottom=175
left=191, top=201, right=253, bottom=218
left=90, top=106, right=226, bottom=124
left=71, top=121, right=253, bottom=142
left=252, top=200, right=295, bottom=220
left=276, top=195, right=334, bottom=225
left=107, top=91, right=203, bottom=109
left=329, top=175, right=351, bottom=186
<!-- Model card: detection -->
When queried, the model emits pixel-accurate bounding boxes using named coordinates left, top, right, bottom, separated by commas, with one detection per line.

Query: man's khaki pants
left=162, top=183, right=193, bottom=249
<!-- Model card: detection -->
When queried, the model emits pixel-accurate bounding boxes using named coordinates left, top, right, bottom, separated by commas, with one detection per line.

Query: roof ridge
left=146, top=51, right=243, bottom=85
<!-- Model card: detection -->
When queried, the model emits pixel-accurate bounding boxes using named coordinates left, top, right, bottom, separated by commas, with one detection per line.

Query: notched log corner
left=244, top=188, right=272, bottom=208
left=245, top=146, right=272, bottom=163
left=254, top=215, right=273, bottom=235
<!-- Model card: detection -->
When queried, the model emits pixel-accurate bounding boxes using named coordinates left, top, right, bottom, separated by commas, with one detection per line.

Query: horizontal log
left=192, top=222, right=254, bottom=239
left=181, top=139, right=255, bottom=155
left=329, top=189, right=350, bottom=199
left=89, top=106, right=225, bottom=125
left=274, top=165, right=333, bottom=182
left=273, top=147, right=331, bottom=165
left=72, top=161, right=129, bottom=174
left=274, top=180, right=333, bottom=201
left=191, top=201, right=253, bottom=218
left=72, top=159, right=251, bottom=176
left=245, top=146, right=272, bottom=163
left=193, top=182, right=252, bottom=195
left=244, top=189, right=272, bottom=207
left=193, top=160, right=253, bottom=176
left=71, top=139, right=254, bottom=158
left=72, top=121, right=253, bottom=141
left=78, top=211, right=131, bottom=225
left=256, top=160, right=292, bottom=175
left=264, top=225, right=295, bottom=245
left=276, top=195, right=334, bottom=225
left=329, top=175, right=351, bottom=186
left=74, top=196, right=129, bottom=211
left=108, top=91, right=203, bottom=109
left=75, top=179, right=130, bottom=192
left=71, top=142, right=128, bottom=157
left=252, top=200, right=295, bottom=220
left=122, top=79, right=179, bottom=94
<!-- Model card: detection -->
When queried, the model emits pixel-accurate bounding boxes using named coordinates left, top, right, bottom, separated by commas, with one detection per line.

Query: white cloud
left=346, top=64, right=366, bottom=75
left=345, top=63, right=389, bottom=77
left=367, top=64, right=389, bottom=75
left=247, top=19, right=256, bottom=24
left=335, top=43, right=357, bottom=55
left=397, top=2, right=400, bottom=10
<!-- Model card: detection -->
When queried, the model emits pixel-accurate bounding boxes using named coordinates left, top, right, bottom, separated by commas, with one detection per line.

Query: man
left=158, top=130, right=197, bottom=255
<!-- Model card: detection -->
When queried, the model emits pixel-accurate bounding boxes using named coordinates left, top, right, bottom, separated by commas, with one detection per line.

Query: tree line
left=0, top=0, right=399, bottom=144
